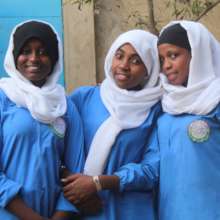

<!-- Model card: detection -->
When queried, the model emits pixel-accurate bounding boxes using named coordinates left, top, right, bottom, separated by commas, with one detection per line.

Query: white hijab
left=84, top=30, right=162, bottom=175
left=160, top=20, right=220, bottom=115
left=0, top=20, right=66, bottom=124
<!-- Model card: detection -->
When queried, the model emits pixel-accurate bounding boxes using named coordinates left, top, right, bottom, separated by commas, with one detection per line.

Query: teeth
left=28, top=66, right=39, bottom=70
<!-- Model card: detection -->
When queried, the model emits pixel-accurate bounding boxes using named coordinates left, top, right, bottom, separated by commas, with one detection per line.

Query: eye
left=37, top=48, right=48, bottom=56
left=130, top=56, right=143, bottom=65
left=20, top=48, right=31, bottom=55
left=114, top=51, right=123, bottom=59
left=169, top=53, right=178, bottom=60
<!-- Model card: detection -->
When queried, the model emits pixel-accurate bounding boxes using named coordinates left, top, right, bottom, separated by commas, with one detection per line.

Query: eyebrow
left=116, top=48, right=140, bottom=58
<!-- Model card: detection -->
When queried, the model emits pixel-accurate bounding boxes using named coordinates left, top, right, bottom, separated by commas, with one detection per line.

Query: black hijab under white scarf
left=0, top=20, right=66, bottom=124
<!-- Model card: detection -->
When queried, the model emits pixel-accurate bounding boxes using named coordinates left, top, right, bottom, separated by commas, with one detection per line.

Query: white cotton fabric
left=84, top=30, right=162, bottom=175
left=160, top=20, right=220, bottom=115
left=0, top=19, right=66, bottom=124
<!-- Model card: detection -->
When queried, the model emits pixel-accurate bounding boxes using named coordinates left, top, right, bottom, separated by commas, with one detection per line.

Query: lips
left=26, top=65, right=41, bottom=73
left=115, top=73, right=129, bottom=81
left=167, top=72, right=177, bottom=82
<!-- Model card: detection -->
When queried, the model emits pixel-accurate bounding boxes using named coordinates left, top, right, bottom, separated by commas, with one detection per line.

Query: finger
left=63, top=182, right=75, bottom=193
left=65, top=173, right=82, bottom=182
left=63, top=187, right=76, bottom=197
left=67, top=195, right=81, bottom=205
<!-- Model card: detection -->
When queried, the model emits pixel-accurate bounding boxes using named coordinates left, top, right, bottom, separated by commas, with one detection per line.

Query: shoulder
left=69, top=85, right=99, bottom=98
left=68, top=85, right=100, bottom=106
left=0, top=89, right=11, bottom=106
left=65, top=96, right=80, bottom=117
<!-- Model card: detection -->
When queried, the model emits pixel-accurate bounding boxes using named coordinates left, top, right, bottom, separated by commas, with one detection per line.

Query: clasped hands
left=62, top=174, right=102, bottom=215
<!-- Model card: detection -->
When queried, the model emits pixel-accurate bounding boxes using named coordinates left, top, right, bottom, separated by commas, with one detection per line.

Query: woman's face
left=111, top=43, right=148, bottom=90
left=16, top=38, right=52, bottom=87
left=158, top=43, right=191, bottom=86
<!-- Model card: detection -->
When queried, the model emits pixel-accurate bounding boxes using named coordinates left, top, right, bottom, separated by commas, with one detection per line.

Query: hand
left=51, top=211, right=80, bottom=220
left=63, top=174, right=97, bottom=204
left=75, top=194, right=103, bottom=216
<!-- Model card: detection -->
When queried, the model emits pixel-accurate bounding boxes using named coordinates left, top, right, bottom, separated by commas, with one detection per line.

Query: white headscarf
left=160, top=20, right=220, bottom=115
left=84, top=30, right=162, bottom=175
left=0, top=19, right=66, bottom=124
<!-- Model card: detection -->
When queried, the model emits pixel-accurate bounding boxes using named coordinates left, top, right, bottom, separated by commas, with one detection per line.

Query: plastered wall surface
left=63, top=0, right=220, bottom=91
left=63, top=1, right=96, bottom=93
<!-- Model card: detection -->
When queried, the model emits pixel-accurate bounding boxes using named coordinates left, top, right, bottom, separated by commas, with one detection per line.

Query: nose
left=119, top=58, right=130, bottom=70
left=162, top=58, right=172, bottom=72
left=29, top=51, right=40, bottom=62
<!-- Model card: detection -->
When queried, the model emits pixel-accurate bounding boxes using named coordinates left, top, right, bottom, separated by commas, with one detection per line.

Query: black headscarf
left=158, top=23, right=191, bottom=51
left=13, top=21, right=59, bottom=67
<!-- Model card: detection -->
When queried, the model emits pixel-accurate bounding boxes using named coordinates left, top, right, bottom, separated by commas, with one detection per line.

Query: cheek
left=181, top=59, right=190, bottom=76
left=133, top=66, right=147, bottom=79
left=42, top=58, right=53, bottom=72
left=110, top=62, right=117, bottom=76
left=16, top=56, right=26, bottom=68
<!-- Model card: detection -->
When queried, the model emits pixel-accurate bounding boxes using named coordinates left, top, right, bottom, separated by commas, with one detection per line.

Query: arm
left=63, top=126, right=160, bottom=203
left=0, top=96, right=47, bottom=220
left=63, top=174, right=118, bottom=205
left=61, top=97, right=103, bottom=215
left=6, top=196, right=45, bottom=220
left=55, top=98, right=85, bottom=216
left=114, top=125, right=160, bottom=192
left=51, top=211, right=79, bottom=220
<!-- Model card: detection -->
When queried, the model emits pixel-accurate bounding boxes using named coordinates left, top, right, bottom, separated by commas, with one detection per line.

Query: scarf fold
left=160, top=20, right=220, bottom=115
left=0, top=19, right=66, bottom=124
left=84, top=30, right=162, bottom=175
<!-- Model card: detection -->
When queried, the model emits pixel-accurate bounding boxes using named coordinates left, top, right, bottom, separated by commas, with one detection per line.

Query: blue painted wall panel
left=0, top=0, right=64, bottom=86
left=0, top=0, right=61, bottom=17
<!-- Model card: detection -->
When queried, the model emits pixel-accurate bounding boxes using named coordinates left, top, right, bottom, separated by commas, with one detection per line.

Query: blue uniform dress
left=132, top=105, right=220, bottom=220
left=70, top=86, right=161, bottom=220
left=155, top=106, right=220, bottom=220
left=0, top=90, right=85, bottom=219
left=118, top=105, right=220, bottom=220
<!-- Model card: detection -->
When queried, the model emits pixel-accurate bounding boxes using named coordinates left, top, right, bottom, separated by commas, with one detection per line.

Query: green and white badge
left=50, top=117, right=66, bottom=138
left=188, top=120, right=210, bottom=142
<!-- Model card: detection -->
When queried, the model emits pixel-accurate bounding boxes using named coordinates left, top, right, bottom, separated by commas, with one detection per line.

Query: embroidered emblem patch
left=188, top=120, right=210, bottom=142
left=50, top=117, right=66, bottom=138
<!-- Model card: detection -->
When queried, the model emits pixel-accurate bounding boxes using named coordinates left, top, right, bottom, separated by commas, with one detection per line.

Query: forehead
left=22, top=37, right=45, bottom=48
left=158, top=43, right=189, bottom=55
left=116, top=43, right=137, bottom=54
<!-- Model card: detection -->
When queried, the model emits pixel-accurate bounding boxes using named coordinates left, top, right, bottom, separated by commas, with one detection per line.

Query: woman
left=155, top=20, right=220, bottom=219
left=0, top=20, right=84, bottom=220
left=63, top=29, right=162, bottom=219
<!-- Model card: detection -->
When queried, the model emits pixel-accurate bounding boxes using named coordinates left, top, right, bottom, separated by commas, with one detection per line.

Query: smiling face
left=111, top=43, right=148, bottom=90
left=16, top=38, right=52, bottom=87
left=158, top=43, right=191, bottom=86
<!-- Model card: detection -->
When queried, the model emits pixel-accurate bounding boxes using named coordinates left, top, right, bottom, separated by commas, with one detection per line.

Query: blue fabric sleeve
left=0, top=171, right=22, bottom=208
left=69, top=86, right=94, bottom=113
left=0, top=93, right=22, bottom=208
left=69, top=87, right=82, bottom=110
left=114, top=126, right=160, bottom=192
left=55, top=98, right=85, bottom=212
left=55, top=192, right=78, bottom=213
left=63, top=98, right=85, bottom=173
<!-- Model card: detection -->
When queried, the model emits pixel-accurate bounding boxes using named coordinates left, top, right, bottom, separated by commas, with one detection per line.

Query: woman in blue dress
left=63, top=29, right=162, bottom=219
left=0, top=20, right=84, bottom=220
left=155, top=20, right=220, bottom=220
left=111, top=20, right=220, bottom=220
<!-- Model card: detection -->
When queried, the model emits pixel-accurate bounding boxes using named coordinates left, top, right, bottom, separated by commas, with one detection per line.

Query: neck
left=127, top=84, right=143, bottom=91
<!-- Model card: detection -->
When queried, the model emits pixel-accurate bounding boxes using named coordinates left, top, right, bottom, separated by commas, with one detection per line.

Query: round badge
left=50, top=117, right=66, bottom=138
left=188, top=120, right=210, bottom=142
